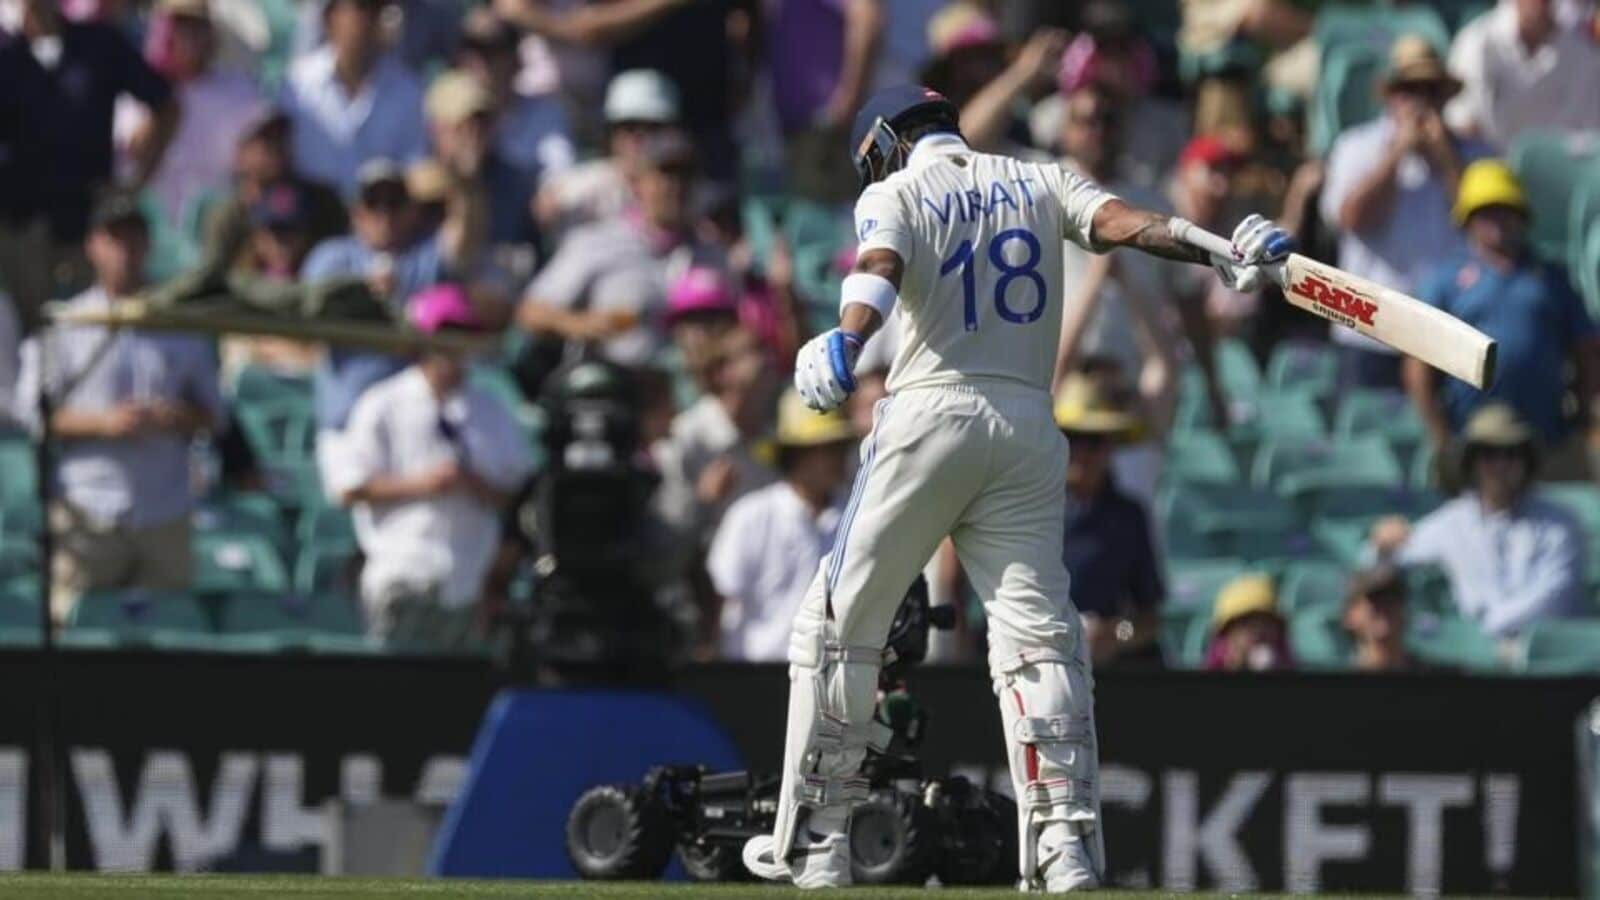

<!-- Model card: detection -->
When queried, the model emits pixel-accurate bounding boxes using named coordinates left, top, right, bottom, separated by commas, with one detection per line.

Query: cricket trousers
left=765, top=381, right=1104, bottom=888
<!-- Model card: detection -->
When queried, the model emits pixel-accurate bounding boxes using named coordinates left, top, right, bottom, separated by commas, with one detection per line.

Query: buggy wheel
left=677, top=840, right=750, bottom=881
left=939, top=788, right=1019, bottom=885
left=564, top=784, right=674, bottom=879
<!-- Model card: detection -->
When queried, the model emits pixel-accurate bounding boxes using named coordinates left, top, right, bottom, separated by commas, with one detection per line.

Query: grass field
left=0, top=875, right=1349, bottom=899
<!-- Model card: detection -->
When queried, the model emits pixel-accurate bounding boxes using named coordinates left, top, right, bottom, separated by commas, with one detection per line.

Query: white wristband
left=839, top=272, right=897, bottom=319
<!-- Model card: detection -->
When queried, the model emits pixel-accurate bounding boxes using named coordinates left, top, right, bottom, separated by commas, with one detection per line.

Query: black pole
left=32, top=331, right=65, bottom=871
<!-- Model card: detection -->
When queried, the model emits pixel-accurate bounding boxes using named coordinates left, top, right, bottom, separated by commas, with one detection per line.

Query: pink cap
left=1057, top=33, right=1157, bottom=97
left=665, top=267, right=737, bottom=325
left=407, top=283, right=481, bottom=334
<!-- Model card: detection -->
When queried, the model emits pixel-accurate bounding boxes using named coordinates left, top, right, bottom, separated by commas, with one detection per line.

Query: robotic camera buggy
left=564, top=579, right=1020, bottom=885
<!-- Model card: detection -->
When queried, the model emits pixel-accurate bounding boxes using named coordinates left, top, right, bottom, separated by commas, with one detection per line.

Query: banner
left=0, top=649, right=1592, bottom=895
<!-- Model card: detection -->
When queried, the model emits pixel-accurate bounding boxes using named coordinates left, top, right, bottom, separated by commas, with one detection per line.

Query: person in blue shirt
left=1407, top=159, right=1599, bottom=481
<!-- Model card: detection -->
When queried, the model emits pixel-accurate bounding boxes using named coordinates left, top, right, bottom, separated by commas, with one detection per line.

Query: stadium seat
left=217, top=590, right=364, bottom=650
left=1264, top=341, right=1338, bottom=399
left=1166, top=559, right=1247, bottom=610
left=1406, top=611, right=1502, bottom=671
left=1309, top=518, right=1369, bottom=566
left=1310, top=42, right=1387, bottom=156
left=1540, top=481, right=1600, bottom=538
left=193, top=492, right=291, bottom=556
left=1333, top=389, right=1427, bottom=457
left=1405, top=564, right=1455, bottom=618
left=1508, top=130, right=1600, bottom=262
left=1570, top=171, right=1600, bottom=315
left=1516, top=619, right=1600, bottom=674
left=298, top=503, right=356, bottom=547
left=193, top=532, right=291, bottom=593
left=1279, top=561, right=1349, bottom=614
left=1314, top=4, right=1451, bottom=58
left=65, top=588, right=216, bottom=650
left=236, top=397, right=316, bottom=468
left=1215, top=338, right=1262, bottom=400
left=1252, top=435, right=1403, bottom=502
left=1163, top=431, right=1241, bottom=484
left=0, top=579, right=40, bottom=647
left=1160, top=483, right=1298, bottom=542
left=1231, top=527, right=1330, bottom=567
left=294, top=539, right=361, bottom=596
left=1288, top=606, right=1353, bottom=669
left=0, top=437, right=38, bottom=514
left=231, top=365, right=314, bottom=407
left=1436, top=0, right=1494, bottom=33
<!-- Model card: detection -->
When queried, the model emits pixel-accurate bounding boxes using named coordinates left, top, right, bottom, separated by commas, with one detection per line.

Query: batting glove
left=794, top=328, right=863, bottom=412
left=1212, top=213, right=1295, bottom=292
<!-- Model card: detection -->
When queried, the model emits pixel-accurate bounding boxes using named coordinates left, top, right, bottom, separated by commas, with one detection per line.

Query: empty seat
left=1516, top=619, right=1600, bottom=674
left=1406, top=611, right=1502, bottom=671
left=231, top=365, right=314, bottom=407
left=1509, top=130, right=1600, bottom=262
left=0, top=438, right=37, bottom=514
left=1252, top=436, right=1403, bottom=501
left=294, top=539, right=361, bottom=596
left=66, top=588, right=215, bottom=649
left=193, top=532, right=291, bottom=593
left=1164, top=431, right=1241, bottom=484
left=1278, top=561, right=1350, bottom=614
left=1333, top=389, right=1427, bottom=452
left=218, top=590, right=364, bottom=646
left=1265, top=341, right=1338, bottom=399
left=193, top=492, right=290, bottom=556
left=1288, top=606, right=1354, bottom=669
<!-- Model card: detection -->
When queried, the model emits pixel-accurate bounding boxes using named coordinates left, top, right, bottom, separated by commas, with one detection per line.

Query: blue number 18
left=938, top=229, right=1047, bottom=332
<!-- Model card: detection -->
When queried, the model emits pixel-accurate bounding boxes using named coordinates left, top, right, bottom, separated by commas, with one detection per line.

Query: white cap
left=603, top=69, right=680, bottom=124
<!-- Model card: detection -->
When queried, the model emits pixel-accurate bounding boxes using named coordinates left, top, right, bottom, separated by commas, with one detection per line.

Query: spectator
left=326, top=285, right=535, bottom=650
left=1168, top=134, right=1246, bottom=428
left=1204, top=573, right=1295, bottom=672
left=455, top=9, right=575, bottom=195
left=424, top=71, right=527, bottom=251
left=302, top=159, right=491, bottom=437
left=918, top=3, right=1007, bottom=110
left=707, top=388, right=855, bottom=660
left=15, top=192, right=223, bottom=622
left=201, top=110, right=348, bottom=277
left=768, top=0, right=884, bottom=202
left=1054, top=373, right=1164, bottom=669
left=535, top=69, right=680, bottom=241
left=1342, top=564, right=1423, bottom=672
left=1407, top=160, right=1598, bottom=480
left=1370, top=403, right=1587, bottom=639
left=242, top=182, right=320, bottom=284
left=1446, top=0, right=1600, bottom=148
left=957, top=26, right=1066, bottom=157
left=665, top=266, right=743, bottom=388
left=0, top=0, right=179, bottom=322
left=666, top=327, right=779, bottom=541
left=518, top=131, right=722, bottom=371
left=1320, top=36, right=1493, bottom=389
left=115, top=0, right=264, bottom=228
left=294, top=0, right=463, bottom=79
left=280, top=0, right=427, bottom=197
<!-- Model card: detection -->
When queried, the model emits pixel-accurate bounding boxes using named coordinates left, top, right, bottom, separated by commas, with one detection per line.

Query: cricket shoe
left=1036, top=831, right=1101, bottom=892
left=742, top=830, right=851, bottom=888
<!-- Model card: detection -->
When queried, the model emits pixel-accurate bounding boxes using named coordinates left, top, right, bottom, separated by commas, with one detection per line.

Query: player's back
left=855, top=137, right=1113, bottom=396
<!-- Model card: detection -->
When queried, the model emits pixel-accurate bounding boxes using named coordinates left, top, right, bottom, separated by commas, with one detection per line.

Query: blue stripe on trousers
left=827, top=398, right=891, bottom=595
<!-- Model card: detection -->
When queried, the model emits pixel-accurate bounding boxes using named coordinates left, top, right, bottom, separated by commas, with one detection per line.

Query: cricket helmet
left=850, top=85, right=961, bottom=189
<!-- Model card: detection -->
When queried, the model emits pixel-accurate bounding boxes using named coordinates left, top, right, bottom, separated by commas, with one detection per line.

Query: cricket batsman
left=741, top=86, right=1293, bottom=891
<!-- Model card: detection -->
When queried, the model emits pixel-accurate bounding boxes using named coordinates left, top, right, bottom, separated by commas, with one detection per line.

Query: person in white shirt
left=707, top=389, right=855, bottom=662
left=1446, top=0, right=1600, bottom=149
left=324, top=285, right=535, bottom=648
left=279, top=0, right=427, bottom=198
left=115, top=0, right=265, bottom=226
left=15, top=193, right=223, bottom=622
left=533, top=69, right=679, bottom=242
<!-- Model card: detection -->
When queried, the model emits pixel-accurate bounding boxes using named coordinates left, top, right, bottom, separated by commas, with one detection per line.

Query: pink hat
left=407, top=283, right=481, bottom=334
left=1057, top=32, right=1157, bottom=97
left=665, top=267, right=737, bottom=325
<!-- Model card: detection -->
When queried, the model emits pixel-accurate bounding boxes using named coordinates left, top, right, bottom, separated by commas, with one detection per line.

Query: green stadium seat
left=0, top=538, right=37, bottom=580
left=1516, top=619, right=1600, bottom=674
left=1164, top=431, right=1241, bottom=484
left=1265, top=341, right=1338, bottom=399
left=1215, top=338, right=1262, bottom=401
left=1436, top=0, right=1493, bottom=33
left=1540, top=481, right=1600, bottom=537
left=66, top=588, right=216, bottom=650
left=1570, top=172, right=1600, bottom=314
left=1252, top=435, right=1403, bottom=502
left=1310, top=42, right=1387, bottom=156
left=0, top=579, right=40, bottom=646
left=294, top=539, right=361, bottom=596
left=1310, top=484, right=1440, bottom=528
left=1160, top=483, right=1297, bottom=540
left=193, top=492, right=290, bottom=556
left=1231, top=528, right=1331, bottom=567
left=298, top=503, right=356, bottom=547
left=1406, top=611, right=1503, bottom=671
left=1405, top=564, right=1455, bottom=618
left=193, top=532, right=291, bottom=593
left=0, top=437, right=38, bottom=514
left=1508, top=130, right=1600, bottom=262
left=138, top=192, right=197, bottom=283
left=1176, top=612, right=1215, bottom=669
left=1279, top=561, right=1349, bottom=614
left=1309, top=518, right=1369, bottom=566
left=217, top=590, right=364, bottom=648
left=231, top=365, right=314, bottom=407
left=236, top=397, right=316, bottom=468
left=1166, top=559, right=1247, bottom=609
left=1333, top=388, right=1426, bottom=454
left=1315, top=4, right=1451, bottom=57
left=1288, top=606, right=1354, bottom=669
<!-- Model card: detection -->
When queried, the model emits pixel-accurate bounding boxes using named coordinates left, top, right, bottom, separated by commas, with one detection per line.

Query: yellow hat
left=405, top=159, right=450, bottom=204
left=1212, top=573, right=1281, bottom=632
left=1381, top=35, right=1461, bottom=95
left=1053, top=372, right=1143, bottom=440
left=426, top=71, right=494, bottom=127
left=775, top=389, right=858, bottom=448
left=1454, top=159, right=1529, bottom=225
left=157, top=0, right=210, bottom=18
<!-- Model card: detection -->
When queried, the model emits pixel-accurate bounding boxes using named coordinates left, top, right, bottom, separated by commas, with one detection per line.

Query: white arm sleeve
left=1052, top=165, right=1118, bottom=253
left=853, top=183, right=915, bottom=264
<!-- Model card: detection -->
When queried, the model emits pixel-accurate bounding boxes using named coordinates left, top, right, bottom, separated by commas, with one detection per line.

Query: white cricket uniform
left=766, top=133, right=1116, bottom=887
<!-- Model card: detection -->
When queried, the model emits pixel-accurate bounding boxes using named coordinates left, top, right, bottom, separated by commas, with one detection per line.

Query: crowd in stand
left=1, top=0, right=1598, bottom=671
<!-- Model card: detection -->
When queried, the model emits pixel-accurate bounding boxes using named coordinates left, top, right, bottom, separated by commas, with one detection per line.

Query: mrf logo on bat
left=1288, top=272, right=1379, bottom=328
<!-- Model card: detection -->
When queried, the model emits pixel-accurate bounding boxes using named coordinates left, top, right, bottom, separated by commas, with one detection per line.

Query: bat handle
left=1168, top=217, right=1288, bottom=287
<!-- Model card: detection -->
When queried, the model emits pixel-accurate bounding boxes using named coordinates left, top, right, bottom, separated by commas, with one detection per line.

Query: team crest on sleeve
left=858, top=219, right=877, bottom=241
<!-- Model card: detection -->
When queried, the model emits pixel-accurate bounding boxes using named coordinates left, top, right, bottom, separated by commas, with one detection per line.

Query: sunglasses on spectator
left=1474, top=445, right=1526, bottom=460
left=1063, top=432, right=1115, bottom=449
left=1069, top=110, right=1119, bottom=127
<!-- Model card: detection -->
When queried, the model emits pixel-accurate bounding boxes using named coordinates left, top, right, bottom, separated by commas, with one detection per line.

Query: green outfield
left=0, top=874, right=1394, bottom=899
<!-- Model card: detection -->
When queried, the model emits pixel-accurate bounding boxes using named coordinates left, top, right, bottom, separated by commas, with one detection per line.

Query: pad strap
left=1014, top=714, right=1091, bottom=745
left=798, top=774, right=871, bottom=808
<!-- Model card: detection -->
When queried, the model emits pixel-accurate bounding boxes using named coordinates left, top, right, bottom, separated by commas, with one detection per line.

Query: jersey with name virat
left=854, top=135, right=1117, bottom=395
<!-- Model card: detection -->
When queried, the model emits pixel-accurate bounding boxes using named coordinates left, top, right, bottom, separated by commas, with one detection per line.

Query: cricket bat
left=1168, top=218, right=1497, bottom=390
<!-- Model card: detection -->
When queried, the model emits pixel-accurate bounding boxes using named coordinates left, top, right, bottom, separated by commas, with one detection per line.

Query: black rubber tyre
left=938, top=788, right=1019, bottom=885
left=564, top=784, right=674, bottom=879
left=677, top=840, right=750, bottom=882
left=849, top=790, right=936, bottom=885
